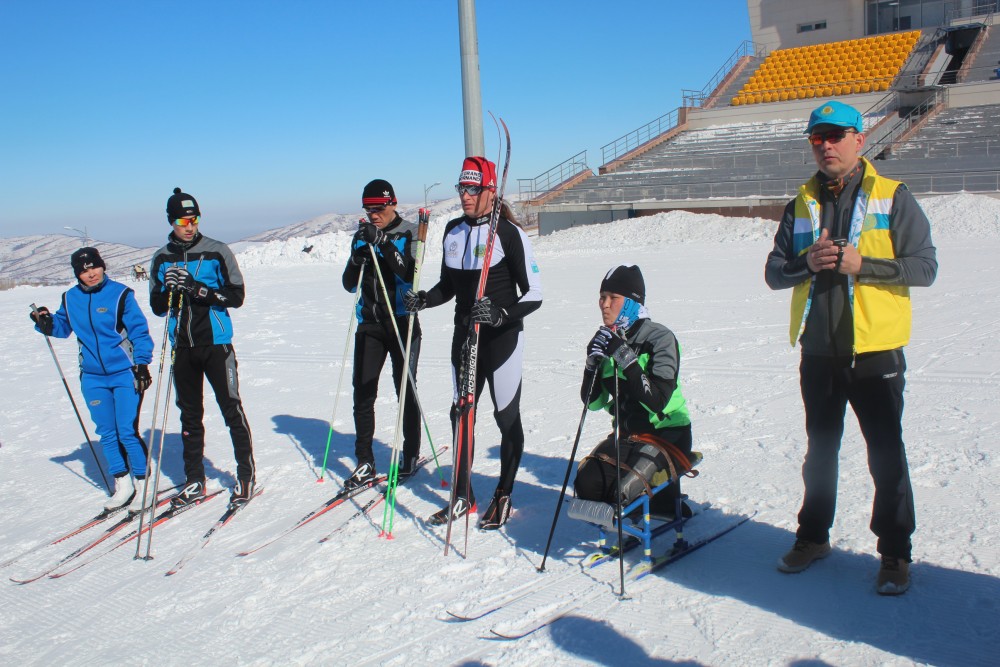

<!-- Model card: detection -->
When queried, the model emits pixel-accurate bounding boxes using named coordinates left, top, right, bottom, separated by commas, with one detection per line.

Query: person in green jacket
left=576, top=264, right=693, bottom=519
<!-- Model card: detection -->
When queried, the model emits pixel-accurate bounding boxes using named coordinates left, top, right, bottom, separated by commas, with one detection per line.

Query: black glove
left=164, top=266, right=195, bottom=294
left=587, top=326, right=637, bottom=368
left=471, top=297, right=506, bottom=327
left=355, top=223, right=386, bottom=246
left=403, top=289, right=427, bottom=313
left=132, top=364, right=152, bottom=393
left=31, top=307, right=54, bottom=336
left=350, top=245, right=370, bottom=267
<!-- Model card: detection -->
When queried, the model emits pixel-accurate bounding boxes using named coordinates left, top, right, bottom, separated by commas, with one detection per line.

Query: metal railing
left=864, top=88, right=948, bottom=158
left=945, top=2, right=996, bottom=25
left=601, top=108, right=681, bottom=165
left=681, top=40, right=769, bottom=108
left=517, top=151, right=590, bottom=200
left=546, top=169, right=1000, bottom=204
left=887, top=136, right=1000, bottom=158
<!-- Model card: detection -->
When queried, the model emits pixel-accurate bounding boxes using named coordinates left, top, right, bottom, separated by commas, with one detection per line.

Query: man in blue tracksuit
left=31, top=247, right=155, bottom=513
left=340, top=179, right=422, bottom=490
left=149, top=188, right=256, bottom=508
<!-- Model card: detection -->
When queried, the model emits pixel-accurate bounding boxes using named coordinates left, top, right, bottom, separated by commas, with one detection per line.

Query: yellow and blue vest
left=788, top=158, right=912, bottom=354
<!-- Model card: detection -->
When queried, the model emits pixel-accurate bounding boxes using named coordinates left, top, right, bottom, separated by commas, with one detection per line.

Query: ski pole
left=30, top=303, right=111, bottom=496
left=136, top=288, right=184, bottom=561
left=318, top=265, right=365, bottom=483
left=133, top=288, right=175, bottom=558
left=366, top=241, right=444, bottom=483
left=613, top=367, right=627, bottom=599
left=538, top=365, right=599, bottom=572
left=381, top=209, right=431, bottom=538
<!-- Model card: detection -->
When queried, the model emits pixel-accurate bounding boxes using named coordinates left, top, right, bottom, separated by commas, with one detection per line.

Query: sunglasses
left=456, top=184, right=484, bottom=196
left=173, top=216, right=200, bottom=227
left=808, top=129, right=857, bottom=146
left=363, top=204, right=389, bottom=214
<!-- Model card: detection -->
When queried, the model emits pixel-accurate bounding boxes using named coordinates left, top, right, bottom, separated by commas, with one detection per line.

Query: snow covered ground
left=1, top=194, right=998, bottom=666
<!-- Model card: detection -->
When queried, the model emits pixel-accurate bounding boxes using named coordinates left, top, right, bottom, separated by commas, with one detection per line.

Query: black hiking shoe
left=477, top=490, right=512, bottom=531
left=170, top=479, right=207, bottom=509
left=427, top=496, right=476, bottom=526
left=344, top=461, right=377, bottom=491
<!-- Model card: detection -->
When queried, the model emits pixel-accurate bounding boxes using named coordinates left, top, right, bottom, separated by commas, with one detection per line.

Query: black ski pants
left=796, top=350, right=915, bottom=560
left=352, top=321, right=421, bottom=466
left=173, top=344, right=256, bottom=483
left=450, top=322, right=525, bottom=501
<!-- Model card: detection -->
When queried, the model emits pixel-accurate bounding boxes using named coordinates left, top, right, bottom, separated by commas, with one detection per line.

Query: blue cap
left=804, top=100, right=864, bottom=134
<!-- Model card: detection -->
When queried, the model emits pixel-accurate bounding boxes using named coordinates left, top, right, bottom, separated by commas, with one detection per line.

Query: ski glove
left=355, top=223, right=386, bottom=246
left=164, top=266, right=195, bottom=294
left=471, top=297, right=507, bottom=327
left=403, top=289, right=427, bottom=313
left=587, top=326, right=637, bottom=369
left=30, top=307, right=54, bottom=336
left=350, top=244, right=370, bottom=267
left=132, top=364, right=152, bottom=393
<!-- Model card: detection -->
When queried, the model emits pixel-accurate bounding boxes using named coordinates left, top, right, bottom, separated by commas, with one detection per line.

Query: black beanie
left=70, top=247, right=106, bottom=276
left=166, top=187, right=200, bottom=223
left=600, top=265, right=645, bottom=304
left=362, top=179, right=397, bottom=207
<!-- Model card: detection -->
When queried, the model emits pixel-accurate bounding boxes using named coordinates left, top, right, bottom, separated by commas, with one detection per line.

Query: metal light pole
left=457, top=0, right=485, bottom=157
left=64, top=226, right=89, bottom=246
left=424, top=182, right=441, bottom=208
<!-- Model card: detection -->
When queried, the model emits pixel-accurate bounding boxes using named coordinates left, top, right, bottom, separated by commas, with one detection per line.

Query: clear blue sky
left=0, top=1, right=750, bottom=247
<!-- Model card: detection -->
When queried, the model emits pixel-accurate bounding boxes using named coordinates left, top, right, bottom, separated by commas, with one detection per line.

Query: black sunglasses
left=456, top=184, right=484, bottom=196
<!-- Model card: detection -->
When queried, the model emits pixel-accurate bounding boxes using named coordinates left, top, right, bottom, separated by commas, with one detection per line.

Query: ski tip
left=385, top=533, right=395, bottom=541
left=441, top=480, right=449, bottom=489
left=316, top=478, right=325, bottom=484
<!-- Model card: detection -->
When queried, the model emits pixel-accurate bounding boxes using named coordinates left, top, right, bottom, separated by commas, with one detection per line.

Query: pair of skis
left=238, top=450, right=441, bottom=557
left=1, top=484, right=181, bottom=573
left=444, top=114, right=512, bottom=556
left=9, top=487, right=214, bottom=584
left=444, top=511, right=754, bottom=640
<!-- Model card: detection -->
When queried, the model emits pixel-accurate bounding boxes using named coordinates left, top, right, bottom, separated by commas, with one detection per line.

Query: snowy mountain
left=0, top=198, right=468, bottom=285
left=1, top=194, right=998, bottom=666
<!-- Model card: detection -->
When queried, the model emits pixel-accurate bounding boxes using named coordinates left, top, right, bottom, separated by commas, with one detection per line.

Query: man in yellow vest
left=765, top=100, right=937, bottom=595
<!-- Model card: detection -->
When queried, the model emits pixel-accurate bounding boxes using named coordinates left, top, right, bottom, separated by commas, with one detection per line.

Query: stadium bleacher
left=523, top=2, right=1000, bottom=235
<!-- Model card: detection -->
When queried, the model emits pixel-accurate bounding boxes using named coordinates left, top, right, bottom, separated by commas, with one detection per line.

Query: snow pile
left=535, top=210, right=778, bottom=257
left=919, top=193, right=1000, bottom=239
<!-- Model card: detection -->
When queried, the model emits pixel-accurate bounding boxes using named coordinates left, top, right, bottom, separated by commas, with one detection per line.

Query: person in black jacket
left=405, top=157, right=542, bottom=530
left=340, top=179, right=422, bottom=490
left=149, top=188, right=256, bottom=509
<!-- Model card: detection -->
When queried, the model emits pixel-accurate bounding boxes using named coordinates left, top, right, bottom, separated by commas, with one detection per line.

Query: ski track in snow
left=1, top=194, right=999, bottom=665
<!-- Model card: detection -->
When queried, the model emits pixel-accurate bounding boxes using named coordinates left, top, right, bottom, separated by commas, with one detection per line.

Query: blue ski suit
left=36, top=276, right=154, bottom=476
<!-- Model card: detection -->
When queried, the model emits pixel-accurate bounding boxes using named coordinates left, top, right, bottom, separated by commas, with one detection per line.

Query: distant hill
left=0, top=197, right=466, bottom=285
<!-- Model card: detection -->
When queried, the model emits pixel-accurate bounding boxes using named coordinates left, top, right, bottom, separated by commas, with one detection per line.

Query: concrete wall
left=749, top=0, right=867, bottom=51
left=537, top=207, right=633, bottom=235
left=685, top=92, right=890, bottom=129
left=947, top=80, right=1000, bottom=106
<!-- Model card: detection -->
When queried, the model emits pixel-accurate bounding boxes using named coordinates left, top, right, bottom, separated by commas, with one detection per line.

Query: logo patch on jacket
left=97, top=307, right=108, bottom=313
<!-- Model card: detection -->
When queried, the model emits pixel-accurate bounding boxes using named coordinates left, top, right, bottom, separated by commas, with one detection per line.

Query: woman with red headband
left=405, top=156, right=542, bottom=530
